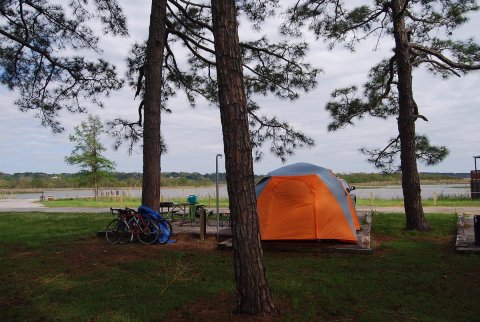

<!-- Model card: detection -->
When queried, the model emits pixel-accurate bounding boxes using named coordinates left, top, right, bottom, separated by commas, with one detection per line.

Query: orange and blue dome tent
left=255, top=162, right=360, bottom=243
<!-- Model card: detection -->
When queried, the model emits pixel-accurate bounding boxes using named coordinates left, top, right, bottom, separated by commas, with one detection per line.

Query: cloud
left=1, top=1, right=479, bottom=175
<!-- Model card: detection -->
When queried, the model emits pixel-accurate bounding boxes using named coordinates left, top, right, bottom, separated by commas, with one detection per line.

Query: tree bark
left=391, top=0, right=430, bottom=231
left=211, top=0, right=278, bottom=315
left=142, top=0, right=167, bottom=210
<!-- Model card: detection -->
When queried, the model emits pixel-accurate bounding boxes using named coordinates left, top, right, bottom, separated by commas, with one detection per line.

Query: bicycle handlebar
left=110, top=207, right=139, bottom=216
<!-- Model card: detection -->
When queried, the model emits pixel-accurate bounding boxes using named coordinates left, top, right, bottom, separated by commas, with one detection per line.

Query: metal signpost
left=216, top=154, right=222, bottom=239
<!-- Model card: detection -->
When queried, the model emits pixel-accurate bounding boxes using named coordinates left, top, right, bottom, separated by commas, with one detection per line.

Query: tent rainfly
left=255, top=163, right=360, bottom=243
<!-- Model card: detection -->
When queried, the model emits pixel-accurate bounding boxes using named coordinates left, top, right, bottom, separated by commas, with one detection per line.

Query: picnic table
left=159, top=202, right=204, bottom=222
left=159, top=202, right=232, bottom=231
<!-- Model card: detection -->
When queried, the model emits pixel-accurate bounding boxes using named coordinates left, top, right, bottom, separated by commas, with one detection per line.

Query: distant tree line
left=0, top=172, right=232, bottom=189
left=338, top=172, right=469, bottom=185
left=0, top=171, right=468, bottom=190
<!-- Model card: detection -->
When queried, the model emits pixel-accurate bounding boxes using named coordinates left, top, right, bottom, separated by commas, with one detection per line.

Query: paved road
left=0, top=198, right=108, bottom=213
left=0, top=198, right=478, bottom=214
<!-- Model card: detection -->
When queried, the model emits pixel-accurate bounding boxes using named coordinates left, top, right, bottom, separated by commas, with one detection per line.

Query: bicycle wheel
left=119, top=220, right=133, bottom=244
left=156, top=219, right=172, bottom=244
left=137, top=218, right=160, bottom=245
left=105, top=219, right=129, bottom=244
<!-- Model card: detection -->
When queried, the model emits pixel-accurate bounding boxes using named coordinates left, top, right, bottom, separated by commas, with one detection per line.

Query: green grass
left=0, top=212, right=233, bottom=321
left=0, top=212, right=109, bottom=246
left=357, top=197, right=406, bottom=207
left=1, top=212, right=479, bottom=321
left=40, top=196, right=141, bottom=208
left=43, top=195, right=480, bottom=209
left=358, top=196, right=480, bottom=207
left=421, top=196, right=480, bottom=207
left=41, top=196, right=231, bottom=208
left=266, top=213, right=479, bottom=321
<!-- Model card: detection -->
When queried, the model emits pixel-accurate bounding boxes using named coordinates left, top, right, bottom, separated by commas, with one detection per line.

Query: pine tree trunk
left=211, top=0, right=278, bottom=315
left=392, top=0, right=430, bottom=231
left=142, top=0, right=166, bottom=210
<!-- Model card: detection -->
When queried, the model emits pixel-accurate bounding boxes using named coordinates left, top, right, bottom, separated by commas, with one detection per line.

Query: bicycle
left=105, top=207, right=160, bottom=245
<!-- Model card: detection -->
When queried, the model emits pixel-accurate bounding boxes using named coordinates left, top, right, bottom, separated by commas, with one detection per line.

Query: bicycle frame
left=107, top=207, right=160, bottom=244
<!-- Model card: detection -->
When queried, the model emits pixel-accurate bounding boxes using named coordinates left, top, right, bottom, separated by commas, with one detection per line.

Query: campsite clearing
left=1, top=212, right=479, bottom=321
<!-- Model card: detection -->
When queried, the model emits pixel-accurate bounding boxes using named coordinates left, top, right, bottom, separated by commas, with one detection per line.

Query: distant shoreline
left=0, top=185, right=216, bottom=194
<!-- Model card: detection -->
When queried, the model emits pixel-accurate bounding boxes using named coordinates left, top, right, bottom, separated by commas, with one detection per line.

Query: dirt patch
left=3, top=232, right=368, bottom=321
left=164, top=290, right=286, bottom=322
left=167, top=233, right=227, bottom=251
left=370, top=233, right=394, bottom=248
left=2, top=233, right=227, bottom=280
left=45, top=236, right=290, bottom=321
left=163, top=292, right=351, bottom=322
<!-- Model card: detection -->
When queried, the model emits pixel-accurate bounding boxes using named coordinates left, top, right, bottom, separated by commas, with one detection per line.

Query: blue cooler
left=187, top=194, right=197, bottom=204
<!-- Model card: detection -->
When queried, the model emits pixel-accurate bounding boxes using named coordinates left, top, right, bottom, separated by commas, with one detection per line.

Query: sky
left=1, top=1, right=479, bottom=176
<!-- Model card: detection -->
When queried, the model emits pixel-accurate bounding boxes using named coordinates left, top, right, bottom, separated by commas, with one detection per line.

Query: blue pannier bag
left=138, top=205, right=171, bottom=244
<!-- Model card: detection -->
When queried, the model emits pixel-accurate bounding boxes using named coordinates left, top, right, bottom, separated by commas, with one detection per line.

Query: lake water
left=5, top=183, right=471, bottom=200
left=352, top=184, right=470, bottom=199
left=6, top=185, right=229, bottom=201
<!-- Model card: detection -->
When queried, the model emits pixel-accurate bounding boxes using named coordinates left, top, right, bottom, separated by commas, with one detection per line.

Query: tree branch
left=240, top=41, right=303, bottom=70
left=373, top=135, right=401, bottom=168
left=243, top=65, right=295, bottom=96
left=176, top=0, right=211, bottom=9
left=23, top=0, right=98, bottom=50
left=414, top=58, right=462, bottom=77
left=166, top=4, right=213, bottom=46
left=411, top=43, right=480, bottom=70
left=0, top=28, right=81, bottom=79
left=405, top=9, right=443, bottom=25
left=165, top=18, right=215, bottom=57
left=383, top=55, right=396, bottom=98
left=167, top=0, right=213, bottom=32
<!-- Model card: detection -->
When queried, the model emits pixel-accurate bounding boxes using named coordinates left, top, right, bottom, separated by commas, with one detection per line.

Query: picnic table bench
left=160, top=202, right=230, bottom=227
left=159, top=202, right=205, bottom=222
